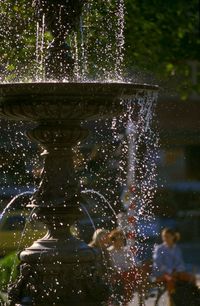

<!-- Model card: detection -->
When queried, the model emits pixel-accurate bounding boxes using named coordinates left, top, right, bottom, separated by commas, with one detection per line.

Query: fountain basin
left=0, top=82, right=158, bottom=121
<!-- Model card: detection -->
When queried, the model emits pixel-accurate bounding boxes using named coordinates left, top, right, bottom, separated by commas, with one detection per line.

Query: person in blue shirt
left=153, top=227, right=185, bottom=278
left=153, top=227, right=195, bottom=305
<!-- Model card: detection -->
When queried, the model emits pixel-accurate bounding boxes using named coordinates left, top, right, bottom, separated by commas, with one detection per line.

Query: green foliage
left=0, top=252, right=19, bottom=292
left=76, top=0, right=123, bottom=80
left=124, top=0, right=200, bottom=96
left=0, top=0, right=37, bottom=81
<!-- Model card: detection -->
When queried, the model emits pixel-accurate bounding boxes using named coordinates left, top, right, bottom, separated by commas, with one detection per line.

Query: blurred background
left=0, top=0, right=200, bottom=296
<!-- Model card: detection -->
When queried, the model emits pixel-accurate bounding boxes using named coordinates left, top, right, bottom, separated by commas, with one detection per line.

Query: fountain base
left=9, top=241, right=105, bottom=306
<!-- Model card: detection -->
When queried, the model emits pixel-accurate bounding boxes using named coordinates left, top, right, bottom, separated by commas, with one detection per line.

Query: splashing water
left=114, top=0, right=125, bottom=80
left=80, top=0, right=125, bottom=81
left=120, top=92, right=159, bottom=262
left=0, top=0, right=125, bottom=82
left=8, top=207, right=37, bottom=286
left=36, top=14, right=46, bottom=80
left=82, top=189, right=117, bottom=218
left=74, top=89, right=159, bottom=263
left=0, top=191, right=34, bottom=222
left=80, top=202, right=96, bottom=232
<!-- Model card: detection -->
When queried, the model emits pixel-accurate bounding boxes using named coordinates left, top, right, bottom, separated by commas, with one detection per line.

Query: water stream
left=36, top=14, right=46, bottom=80
left=80, top=202, right=96, bottom=232
left=0, top=1, right=126, bottom=82
left=82, top=189, right=117, bottom=218
left=8, top=207, right=36, bottom=286
left=0, top=191, right=34, bottom=222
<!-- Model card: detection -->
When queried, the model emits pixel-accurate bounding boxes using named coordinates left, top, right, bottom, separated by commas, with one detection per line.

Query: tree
left=0, top=0, right=36, bottom=81
left=124, top=0, right=200, bottom=97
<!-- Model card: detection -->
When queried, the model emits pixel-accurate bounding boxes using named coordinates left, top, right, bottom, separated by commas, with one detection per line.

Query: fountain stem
left=27, top=123, right=87, bottom=207
left=8, top=121, right=105, bottom=306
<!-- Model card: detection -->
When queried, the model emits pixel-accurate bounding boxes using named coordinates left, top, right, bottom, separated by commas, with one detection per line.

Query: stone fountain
left=0, top=1, right=158, bottom=305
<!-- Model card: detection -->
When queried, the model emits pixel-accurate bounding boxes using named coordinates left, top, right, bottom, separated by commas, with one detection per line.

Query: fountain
left=0, top=1, right=158, bottom=305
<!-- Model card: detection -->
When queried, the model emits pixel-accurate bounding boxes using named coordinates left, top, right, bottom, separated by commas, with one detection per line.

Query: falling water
left=8, top=207, right=36, bottom=286
left=119, top=92, right=159, bottom=262
left=80, top=202, right=96, bottom=232
left=0, top=120, right=41, bottom=185
left=114, top=0, right=125, bottom=80
left=0, top=1, right=125, bottom=82
left=75, top=89, right=159, bottom=257
left=0, top=191, right=34, bottom=222
left=75, top=117, right=124, bottom=213
left=0, top=0, right=159, bottom=249
left=82, top=189, right=117, bottom=218
left=79, top=16, right=88, bottom=80
left=35, top=14, right=46, bottom=80
left=72, top=32, right=81, bottom=81
left=0, top=1, right=37, bottom=82
left=79, top=0, right=125, bottom=81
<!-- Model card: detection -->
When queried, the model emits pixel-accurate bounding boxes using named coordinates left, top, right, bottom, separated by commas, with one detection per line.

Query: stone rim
left=0, top=82, right=159, bottom=96
left=0, top=82, right=158, bottom=121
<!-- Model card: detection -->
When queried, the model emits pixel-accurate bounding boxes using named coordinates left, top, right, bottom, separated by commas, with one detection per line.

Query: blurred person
left=89, top=228, right=111, bottom=255
left=116, top=210, right=151, bottom=304
left=107, top=228, right=136, bottom=305
left=89, top=228, right=111, bottom=275
left=153, top=227, right=196, bottom=306
left=88, top=228, right=111, bottom=303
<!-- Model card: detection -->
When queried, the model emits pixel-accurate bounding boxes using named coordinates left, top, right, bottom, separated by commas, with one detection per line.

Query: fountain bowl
left=0, top=82, right=158, bottom=122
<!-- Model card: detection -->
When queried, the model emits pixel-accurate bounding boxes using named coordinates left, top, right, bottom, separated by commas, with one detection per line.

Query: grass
left=0, top=252, right=19, bottom=297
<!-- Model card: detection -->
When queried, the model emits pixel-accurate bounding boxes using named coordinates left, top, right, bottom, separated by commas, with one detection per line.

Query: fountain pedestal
left=9, top=123, right=104, bottom=305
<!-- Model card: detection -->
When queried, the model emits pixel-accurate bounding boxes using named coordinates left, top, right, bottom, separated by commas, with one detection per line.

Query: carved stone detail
left=27, top=125, right=88, bottom=146
left=26, top=122, right=86, bottom=207
left=0, top=96, right=122, bottom=121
